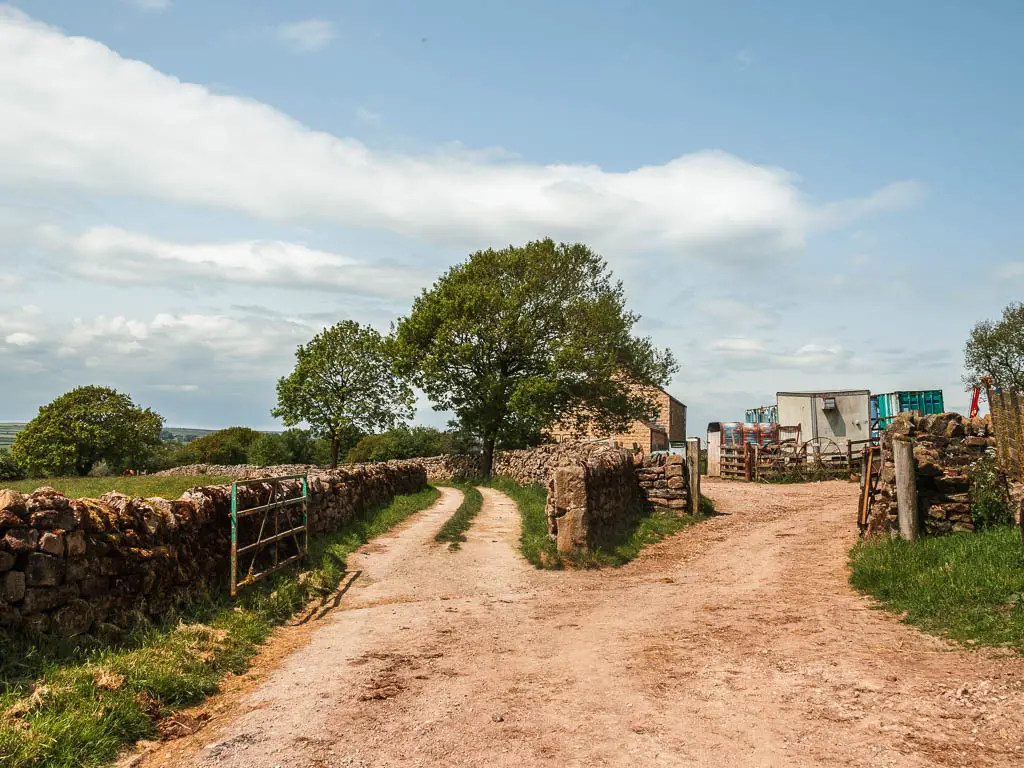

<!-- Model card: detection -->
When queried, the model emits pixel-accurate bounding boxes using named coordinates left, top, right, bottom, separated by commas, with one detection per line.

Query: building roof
left=776, top=389, right=870, bottom=397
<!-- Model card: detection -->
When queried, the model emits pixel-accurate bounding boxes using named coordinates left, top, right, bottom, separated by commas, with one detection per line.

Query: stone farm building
left=548, top=386, right=686, bottom=454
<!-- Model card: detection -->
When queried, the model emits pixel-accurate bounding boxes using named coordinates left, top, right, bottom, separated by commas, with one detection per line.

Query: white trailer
left=776, top=390, right=871, bottom=451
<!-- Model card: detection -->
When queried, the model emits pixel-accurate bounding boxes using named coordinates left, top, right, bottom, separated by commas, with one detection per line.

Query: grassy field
left=433, top=484, right=484, bottom=549
left=0, top=486, right=440, bottom=768
left=849, top=526, right=1024, bottom=652
left=1, top=476, right=236, bottom=499
left=487, top=477, right=713, bottom=569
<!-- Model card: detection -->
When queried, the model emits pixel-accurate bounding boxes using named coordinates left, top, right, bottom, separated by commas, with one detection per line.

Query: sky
left=1, top=0, right=1022, bottom=436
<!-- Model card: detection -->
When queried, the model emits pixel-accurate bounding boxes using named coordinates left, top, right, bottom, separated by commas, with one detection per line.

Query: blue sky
left=1, top=0, right=1021, bottom=435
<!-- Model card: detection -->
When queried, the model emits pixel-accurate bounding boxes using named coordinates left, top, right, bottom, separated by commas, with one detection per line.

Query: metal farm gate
left=230, top=474, right=309, bottom=596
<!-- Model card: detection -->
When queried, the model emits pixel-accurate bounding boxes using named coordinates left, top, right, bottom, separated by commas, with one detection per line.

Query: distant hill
left=160, top=427, right=220, bottom=444
left=0, top=422, right=24, bottom=450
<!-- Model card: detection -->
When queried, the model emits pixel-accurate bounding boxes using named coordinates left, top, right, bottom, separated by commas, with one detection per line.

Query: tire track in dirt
left=130, top=480, right=1024, bottom=768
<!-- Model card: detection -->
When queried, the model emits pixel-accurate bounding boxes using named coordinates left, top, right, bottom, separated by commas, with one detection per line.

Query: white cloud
left=996, top=262, right=1024, bottom=280
left=0, top=9, right=920, bottom=262
left=355, top=105, right=382, bottom=123
left=709, top=335, right=853, bottom=373
left=4, top=332, right=35, bottom=346
left=276, top=19, right=336, bottom=53
left=10, top=310, right=316, bottom=381
left=152, top=384, right=198, bottom=392
left=120, top=0, right=171, bottom=11
left=0, top=274, right=21, bottom=288
left=36, top=225, right=428, bottom=298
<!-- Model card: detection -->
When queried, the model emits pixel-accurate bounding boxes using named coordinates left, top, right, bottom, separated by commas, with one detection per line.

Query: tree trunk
left=482, top=433, right=496, bottom=479
left=330, top=436, right=339, bottom=469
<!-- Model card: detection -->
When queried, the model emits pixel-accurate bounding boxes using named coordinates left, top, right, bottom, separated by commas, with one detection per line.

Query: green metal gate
left=230, top=474, right=308, bottom=596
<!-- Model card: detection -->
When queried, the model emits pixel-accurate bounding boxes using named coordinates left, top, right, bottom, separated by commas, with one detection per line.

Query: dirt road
left=134, top=480, right=1024, bottom=767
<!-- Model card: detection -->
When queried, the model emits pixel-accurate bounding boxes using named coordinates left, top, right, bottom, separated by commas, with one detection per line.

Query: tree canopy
left=175, top=426, right=262, bottom=466
left=346, top=426, right=466, bottom=464
left=391, top=239, right=677, bottom=475
left=965, top=302, right=1024, bottom=392
left=273, top=321, right=414, bottom=467
left=11, top=386, right=164, bottom=477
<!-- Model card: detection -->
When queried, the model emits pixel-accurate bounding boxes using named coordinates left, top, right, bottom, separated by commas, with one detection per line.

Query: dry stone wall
left=637, top=453, right=690, bottom=512
left=416, top=441, right=618, bottom=484
left=154, top=463, right=317, bottom=477
left=546, top=448, right=642, bottom=553
left=0, top=461, right=426, bottom=639
left=867, top=412, right=995, bottom=536
left=544, top=448, right=693, bottom=554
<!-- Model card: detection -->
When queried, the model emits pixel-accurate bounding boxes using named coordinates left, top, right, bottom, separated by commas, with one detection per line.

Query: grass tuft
left=0, top=476, right=236, bottom=500
left=849, top=525, right=1024, bottom=652
left=0, top=486, right=440, bottom=768
left=433, top=484, right=484, bottom=549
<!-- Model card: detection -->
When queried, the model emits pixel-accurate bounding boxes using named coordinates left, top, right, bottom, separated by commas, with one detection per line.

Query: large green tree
left=12, top=386, right=164, bottom=477
left=965, top=302, right=1024, bottom=391
left=391, top=239, right=677, bottom=476
left=273, top=321, right=414, bottom=467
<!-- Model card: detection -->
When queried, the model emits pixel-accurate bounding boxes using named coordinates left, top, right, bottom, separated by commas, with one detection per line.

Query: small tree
left=12, top=386, right=164, bottom=477
left=273, top=321, right=415, bottom=468
left=964, top=302, right=1024, bottom=392
left=175, top=426, right=261, bottom=466
left=249, top=433, right=292, bottom=467
left=391, top=239, right=677, bottom=476
left=346, top=426, right=459, bottom=464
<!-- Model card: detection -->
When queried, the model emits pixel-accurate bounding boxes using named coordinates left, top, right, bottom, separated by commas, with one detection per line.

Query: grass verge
left=486, top=477, right=714, bottom=569
left=433, top=484, right=484, bottom=549
left=0, top=486, right=441, bottom=768
left=849, top=526, right=1024, bottom=652
left=0, top=476, right=236, bottom=500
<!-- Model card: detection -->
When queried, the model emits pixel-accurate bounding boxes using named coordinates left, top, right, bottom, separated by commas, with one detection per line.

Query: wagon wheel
left=803, top=437, right=842, bottom=468
left=758, top=442, right=784, bottom=471
left=776, top=439, right=803, bottom=467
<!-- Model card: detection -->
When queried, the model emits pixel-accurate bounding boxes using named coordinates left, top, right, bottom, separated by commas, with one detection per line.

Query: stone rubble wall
left=0, top=461, right=426, bottom=639
left=867, top=412, right=995, bottom=535
left=637, top=453, right=690, bottom=512
left=414, top=441, right=616, bottom=485
left=159, top=441, right=611, bottom=488
left=545, top=448, right=691, bottom=554
left=415, top=454, right=484, bottom=482
left=153, top=463, right=318, bottom=477
left=546, top=447, right=640, bottom=553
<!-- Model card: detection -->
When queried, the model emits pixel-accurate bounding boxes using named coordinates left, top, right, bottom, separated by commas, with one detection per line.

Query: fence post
left=743, top=442, right=753, bottom=482
left=893, top=435, right=918, bottom=542
left=686, top=437, right=701, bottom=516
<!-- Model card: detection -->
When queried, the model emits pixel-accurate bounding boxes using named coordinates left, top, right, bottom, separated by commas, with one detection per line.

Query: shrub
left=968, top=448, right=1014, bottom=529
left=347, top=426, right=462, bottom=464
left=0, top=449, right=24, bottom=481
left=86, top=460, right=114, bottom=478
left=249, top=433, right=292, bottom=467
left=174, top=427, right=261, bottom=465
